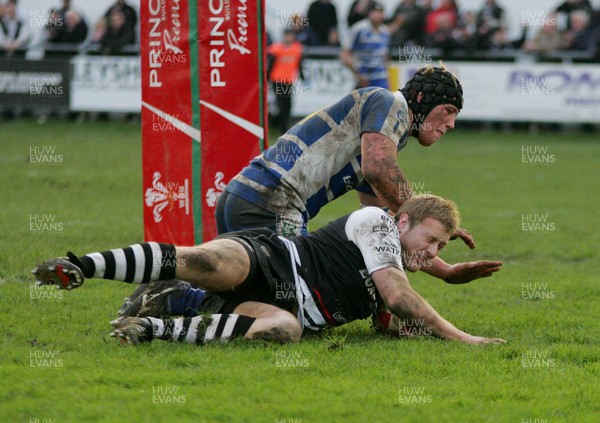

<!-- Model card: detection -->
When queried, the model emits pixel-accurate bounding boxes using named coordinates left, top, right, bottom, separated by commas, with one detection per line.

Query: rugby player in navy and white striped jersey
left=106, top=64, right=493, bottom=322
left=32, top=195, right=504, bottom=345
left=69, top=64, right=502, bottom=322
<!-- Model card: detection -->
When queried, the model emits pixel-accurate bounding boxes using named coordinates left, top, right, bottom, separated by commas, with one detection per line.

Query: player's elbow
left=381, top=291, right=405, bottom=316
left=384, top=291, right=417, bottom=320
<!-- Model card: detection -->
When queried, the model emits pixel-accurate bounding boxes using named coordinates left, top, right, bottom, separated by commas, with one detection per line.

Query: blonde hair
left=396, top=194, right=460, bottom=234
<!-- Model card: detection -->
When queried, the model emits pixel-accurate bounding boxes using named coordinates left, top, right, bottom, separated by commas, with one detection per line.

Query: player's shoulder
left=359, top=87, right=405, bottom=103
left=345, top=207, right=396, bottom=235
left=359, top=88, right=409, bottom=117
left=350, top=19, right=371, bottom=32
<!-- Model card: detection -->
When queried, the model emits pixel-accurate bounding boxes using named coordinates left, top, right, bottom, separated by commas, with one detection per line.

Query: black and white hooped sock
left=148, top=314, right=256, bottom=345
left=67, top=242, right=177, bottom=284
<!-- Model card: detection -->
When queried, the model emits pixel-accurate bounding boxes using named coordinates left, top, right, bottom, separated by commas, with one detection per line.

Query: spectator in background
left=267, top=28, right=304, bottom=133
left=425, top=0, right=459, bottom=36
left=523, top=13, right=561, bottom=53
left=52, top=0, right=71, bottom=23
left=347, top=0, right=374, bottom=27
left=47, top=9, right=88, bottom=44
left=45, top=0, right=70, bottom=40
left=98, top=10, right=134, bottom=54
left=341, top=1, right=389, bottom=89
left=290, top=12, right=320, bottom=46
left=555, top=0, right=594, bottom=30
left=103, top=0, right=137, bottom=43
left=468, top=15, right=496, bottom=50
left=388, top=0, right=427, bottom=48
left=306, top=0, right=338, bottom=46
left=488, top=24, right=528, bottom=50
left=560, top=10, right=599, bottom=51
left=424, top=12, right=458, bottom=51
left=452, top=11, right=478, bottom=48
left=91, top=16, right=107, bottom=44
left=477, top=0, right=505, bottom=33
left=0, top=0, right=30, bottom=56
left=327, top=26, right=341, bottom=46
left=266, top=31, right=273, bottom=47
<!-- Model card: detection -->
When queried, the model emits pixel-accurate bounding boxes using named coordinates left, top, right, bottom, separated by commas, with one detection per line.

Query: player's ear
left=396, top=213, right=410, bottom=231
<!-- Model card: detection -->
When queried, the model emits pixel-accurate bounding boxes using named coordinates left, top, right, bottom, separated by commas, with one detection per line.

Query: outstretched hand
left=462, top=335, right=507, bottom=345
left=451, top=227, right=476, bottom=249
left=444, top=260, right=503, bottom=284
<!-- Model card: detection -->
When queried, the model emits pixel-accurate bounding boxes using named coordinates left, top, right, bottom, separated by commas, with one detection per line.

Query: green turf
left=1, top=119, right=599, bottom=422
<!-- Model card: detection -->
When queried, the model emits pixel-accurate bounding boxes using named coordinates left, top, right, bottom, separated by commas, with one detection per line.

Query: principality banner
left=141, top=0, right=197, bottom=245
left=141, top=0, right=266, bottom=245
left=198, top=0, right=267, bottom=241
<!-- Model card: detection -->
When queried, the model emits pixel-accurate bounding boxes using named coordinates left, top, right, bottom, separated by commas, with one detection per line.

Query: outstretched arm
left=422, top=257, right=503, bottom=284
left=340, top=48, right=368, bottom=87
left=371, top=266, right=505, bottom=344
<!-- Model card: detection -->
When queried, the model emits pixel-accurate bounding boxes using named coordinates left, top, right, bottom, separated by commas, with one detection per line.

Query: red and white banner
left=141, top=0, right=197, bottom=245
left=141, top=0, right=266, bottom=245
left=198, top=0, right=267, bottom=241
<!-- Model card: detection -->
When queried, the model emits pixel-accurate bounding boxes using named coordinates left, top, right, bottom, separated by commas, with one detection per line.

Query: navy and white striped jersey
left=345, top=20, right=390, bottom=87
left=226, top=87, right=411, bottom=220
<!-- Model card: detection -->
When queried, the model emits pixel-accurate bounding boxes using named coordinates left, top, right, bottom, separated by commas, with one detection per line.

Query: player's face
left=417, top=104, right=459, bottom=147
left=397, top=216, right=451, bottom=272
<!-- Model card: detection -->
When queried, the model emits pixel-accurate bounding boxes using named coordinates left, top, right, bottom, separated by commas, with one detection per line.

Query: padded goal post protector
left=141, top=0, right=267, bottom=245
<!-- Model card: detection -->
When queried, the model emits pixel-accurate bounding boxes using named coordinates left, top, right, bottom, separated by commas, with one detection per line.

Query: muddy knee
left=250, top=314, right=302, bottom=344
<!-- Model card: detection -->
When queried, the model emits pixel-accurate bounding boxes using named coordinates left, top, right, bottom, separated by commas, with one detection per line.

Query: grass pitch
left=1, top=119, right=599, bottom=422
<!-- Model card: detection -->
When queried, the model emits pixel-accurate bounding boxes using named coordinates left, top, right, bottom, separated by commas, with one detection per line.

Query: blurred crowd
left=2, top=0, right=599, bottom=58
left=280, top=0, right=600, bottom=58
left=0, top=0, right=137, bottom=56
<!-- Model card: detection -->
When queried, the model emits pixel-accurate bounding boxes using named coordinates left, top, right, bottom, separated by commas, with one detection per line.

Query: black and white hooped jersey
left=283, top=207, right=404, bottom=330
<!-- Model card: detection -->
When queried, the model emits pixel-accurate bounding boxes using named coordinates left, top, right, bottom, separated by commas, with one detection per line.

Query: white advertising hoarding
left=400, top=62, right=600, bottom=123
left=66, top=54, right=600, bottom=123
left=291, top=59, right=355, bottom=117
left=70, top=56, right=141, bottom=112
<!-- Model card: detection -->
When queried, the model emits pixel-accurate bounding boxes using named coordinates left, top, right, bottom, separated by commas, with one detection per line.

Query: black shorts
left=201, top=228, right=298, bottom=314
